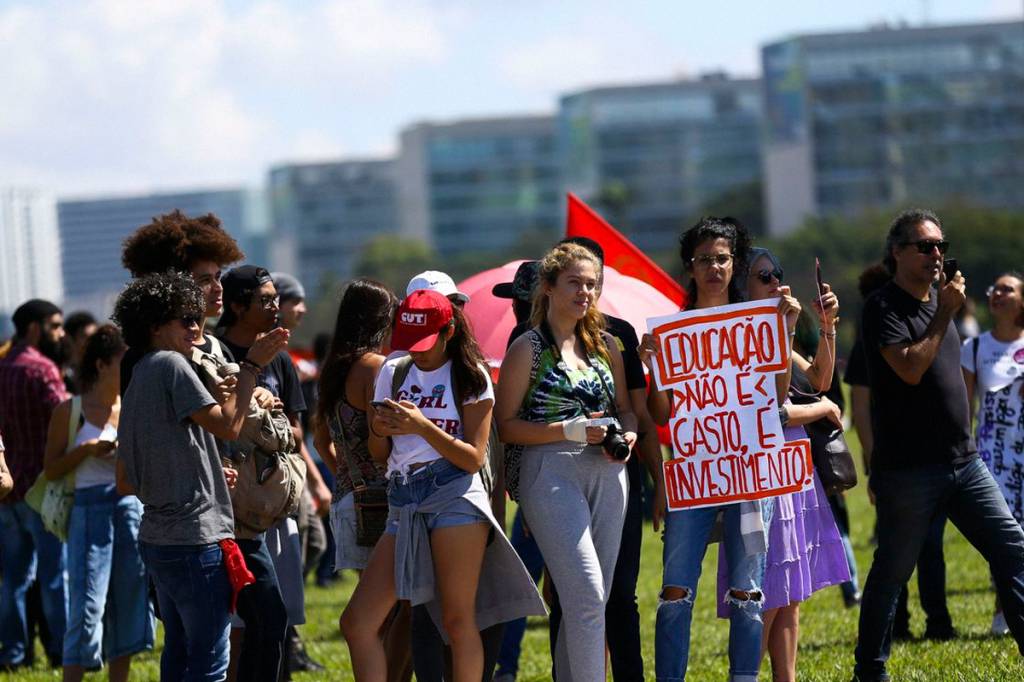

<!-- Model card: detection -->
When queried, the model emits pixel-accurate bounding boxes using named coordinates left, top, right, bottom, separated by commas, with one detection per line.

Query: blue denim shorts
left=384, top=458, right=487, bottom=535
left=64, top=484, right=154, bottom=668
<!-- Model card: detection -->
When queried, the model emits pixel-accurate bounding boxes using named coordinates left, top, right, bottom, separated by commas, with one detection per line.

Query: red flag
left=565, top=193, right=686, bottom=308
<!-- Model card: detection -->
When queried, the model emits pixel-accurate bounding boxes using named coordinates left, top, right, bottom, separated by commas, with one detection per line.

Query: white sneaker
left=991, top=611, right=1010, bottom=636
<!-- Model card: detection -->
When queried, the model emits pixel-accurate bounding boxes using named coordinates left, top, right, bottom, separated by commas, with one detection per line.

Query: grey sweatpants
left=518, top=441, right=628, bottom=682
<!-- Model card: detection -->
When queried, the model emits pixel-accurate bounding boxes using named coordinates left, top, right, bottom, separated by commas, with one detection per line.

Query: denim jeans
left=855, top=458, right=1024, bottom=681
left=494, top=509, right=545, bottom=677
left=0, top=500, right=67, bottom=666
left=655, top=503, right=766, bottom=682
left=64, top=485, right=154, bottom=669
left=235, top=536, right=288, bottom=682
left=141, top=542, right=232, bottom=682
left=892, top=513, right=952, bottom=635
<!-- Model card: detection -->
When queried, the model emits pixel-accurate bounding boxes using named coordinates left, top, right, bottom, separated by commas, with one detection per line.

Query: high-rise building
left=57, top=189, right=266, bottom=318
left=0, top=188, right=63, bottom=323
left=397, top=116, right=561, bottom=256
left=763, top=20, right=1024, bottom=235
left=268, top=159, right=400, bottom=298
left=559, top=75, right=764, bottom=250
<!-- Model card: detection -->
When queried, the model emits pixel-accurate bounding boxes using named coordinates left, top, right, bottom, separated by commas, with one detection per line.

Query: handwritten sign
left=648, top=299, right=813, bottom=510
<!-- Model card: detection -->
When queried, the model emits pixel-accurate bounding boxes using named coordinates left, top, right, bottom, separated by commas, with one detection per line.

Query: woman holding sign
left=495, top=242, right=638, bottom=682
left=713, top=247, right=849, bottom=682
left=640, top=217, right=799, bottom=682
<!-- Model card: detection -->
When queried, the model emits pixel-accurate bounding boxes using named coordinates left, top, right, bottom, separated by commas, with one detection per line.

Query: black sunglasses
left=902, top=239, right=950, bottom=255
left=178, top=315, right=201, bottom=328
left=754, top=268, right=783, bottom=285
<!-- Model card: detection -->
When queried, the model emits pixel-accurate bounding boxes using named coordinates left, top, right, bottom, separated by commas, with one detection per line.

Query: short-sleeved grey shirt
left=118, top=350, right=234, bottom=545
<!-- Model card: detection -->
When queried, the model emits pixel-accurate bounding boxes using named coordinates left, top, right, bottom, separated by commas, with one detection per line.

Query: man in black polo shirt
left=853, top=209, right=1024, bottom=681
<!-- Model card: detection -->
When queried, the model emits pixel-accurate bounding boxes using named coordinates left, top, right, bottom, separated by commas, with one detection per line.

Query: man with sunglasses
left=852, top=209, right=1024, bottom=681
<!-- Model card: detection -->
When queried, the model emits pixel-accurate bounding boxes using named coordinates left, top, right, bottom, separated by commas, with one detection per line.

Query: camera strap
left=537, top=320, right=619, bottom=421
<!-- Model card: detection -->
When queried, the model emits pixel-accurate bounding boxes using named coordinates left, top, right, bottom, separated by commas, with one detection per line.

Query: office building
left=397, top=116, right=561, bottom=256
left=559, top=75, right=764, bottom=250
left=0, top=188, right=63, bottom=322
left=268, top=159, right=400, bottom=298
left=57, top=189, right=266, bottom=317
left=763, top=20, right=1024, bottom=235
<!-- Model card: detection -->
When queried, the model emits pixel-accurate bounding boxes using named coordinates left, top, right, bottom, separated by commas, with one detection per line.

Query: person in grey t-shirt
left=112, top=271, right=286, bottom=681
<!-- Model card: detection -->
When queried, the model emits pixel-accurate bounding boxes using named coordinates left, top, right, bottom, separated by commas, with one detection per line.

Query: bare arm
left=605, top=335, right=638, bottom=437
left=494, top=336, right=572, bottom=446
left=880, top=274, right=966, bottom=386
left=638, top=333, right=671, bottom=425
left=379, top=397, right=493, bottom=473
left=850, top=385, right=873, bottom=473
left=785, top=397, right=842, bottom=428
left=42, top=401, right=115, bottom=480
left=312, top=418, right=338, bottom=474
left=190, top=369, right=257, bottom=441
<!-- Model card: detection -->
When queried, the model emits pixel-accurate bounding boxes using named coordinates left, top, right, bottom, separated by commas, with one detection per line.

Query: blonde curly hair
left=531, top=242, right=609, bottom=363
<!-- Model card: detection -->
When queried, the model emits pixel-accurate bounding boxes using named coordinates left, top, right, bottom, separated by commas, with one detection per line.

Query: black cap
left=492, top=261, right=540, bottom=302
left=221, top=265, right=273, bottom=308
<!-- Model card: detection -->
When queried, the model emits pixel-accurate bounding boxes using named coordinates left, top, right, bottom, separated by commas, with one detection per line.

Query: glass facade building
left=763, top=20, right=1024, bottom=234
left=559, top=76, right=763, bottom=250
left=397, top=117, right=561, bottom=256
left=57, top=189, right=266, bottom=317
left=268, top=160, right=399, bottom=298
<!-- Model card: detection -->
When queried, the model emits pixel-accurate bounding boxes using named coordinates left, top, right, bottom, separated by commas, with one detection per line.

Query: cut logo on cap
left=401, top=312, right=427, bottom=326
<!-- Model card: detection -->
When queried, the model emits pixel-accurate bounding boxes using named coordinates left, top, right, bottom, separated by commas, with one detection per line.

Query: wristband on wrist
left=778, top=406, right=790, bottom=427
left=239, top=359, right=263, bottom=376
left=820, top=328, right=837, bottom=338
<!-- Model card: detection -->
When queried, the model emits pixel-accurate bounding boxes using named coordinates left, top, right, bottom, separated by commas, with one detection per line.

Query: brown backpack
left=192, top=338, right=306, bottom=538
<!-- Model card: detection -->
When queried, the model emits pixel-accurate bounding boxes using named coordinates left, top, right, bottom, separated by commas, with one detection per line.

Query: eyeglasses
left=178, top=316, right=201, bottom=328
left=259, top=294, right=280, bottom=309
left=987, top=284, right=1018, bottom=297
left=690, top=253, right=734, bottom=269
left=901, top=239, right=950, bottom=255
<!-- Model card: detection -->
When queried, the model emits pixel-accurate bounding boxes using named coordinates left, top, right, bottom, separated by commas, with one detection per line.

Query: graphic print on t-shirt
left=397, top=383, right=460, bottom=435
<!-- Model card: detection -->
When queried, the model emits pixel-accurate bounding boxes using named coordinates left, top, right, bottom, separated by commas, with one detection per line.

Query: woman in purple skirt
left=718, top=248, right=850, bottom=681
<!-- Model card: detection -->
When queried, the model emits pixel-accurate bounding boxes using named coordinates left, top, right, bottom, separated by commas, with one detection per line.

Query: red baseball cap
left=391, top=289, right=454, bottom=352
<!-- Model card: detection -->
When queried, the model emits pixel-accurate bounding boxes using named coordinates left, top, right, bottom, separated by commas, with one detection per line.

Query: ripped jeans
left=655, top=504, right=766, bottom=682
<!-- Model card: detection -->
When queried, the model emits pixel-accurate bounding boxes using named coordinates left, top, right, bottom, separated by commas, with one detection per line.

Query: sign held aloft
left=647, top=299, right=813, bottom=511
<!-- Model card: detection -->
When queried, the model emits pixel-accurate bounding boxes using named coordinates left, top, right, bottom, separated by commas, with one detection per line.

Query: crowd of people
left=0, top=206, right=1023, bottom=682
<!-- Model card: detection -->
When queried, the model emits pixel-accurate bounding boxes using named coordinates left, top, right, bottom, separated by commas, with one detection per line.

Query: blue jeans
left=655, top=504, right=766, bottom=682
left=64, top=485, right=154, bottom=668
left=855, top=458, right=1024, bottom=681
left=141, top=542, right=231, bottom=682
left=0, top=500, right=67, bottom=666
left=495, top=510, right=545, bottom=676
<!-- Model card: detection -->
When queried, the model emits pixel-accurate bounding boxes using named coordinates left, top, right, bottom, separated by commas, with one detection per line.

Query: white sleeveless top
left=74, top=420, right=118, bottom=489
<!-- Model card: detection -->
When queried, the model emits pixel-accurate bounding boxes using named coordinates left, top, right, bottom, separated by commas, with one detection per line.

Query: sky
left=0, top=0, right=1020, bottom=199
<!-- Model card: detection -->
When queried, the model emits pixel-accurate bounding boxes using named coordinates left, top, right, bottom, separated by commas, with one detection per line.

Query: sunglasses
left=754, top=268, right=783, bottom=285
left=902, top=239, right=950, bottom=255
left=178, top=315, right=201, bottom=328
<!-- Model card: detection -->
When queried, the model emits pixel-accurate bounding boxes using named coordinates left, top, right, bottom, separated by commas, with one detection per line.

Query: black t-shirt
left=218, top=337, right=306, bottom=418
left=860, top=281, right=976, bottom=470
left=506, top=314, right=646, bottom=392
left=120, top=334, right=234, bottom=396
left=843, top=336, right=870, bottom=388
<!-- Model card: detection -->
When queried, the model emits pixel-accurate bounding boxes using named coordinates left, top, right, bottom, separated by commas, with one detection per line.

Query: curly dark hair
left=678, top=216, right=752, bottom=310
left=121, top=210, right=244, bottom=277
left=316, top=278, right=398, bottom=430
left=883, top=208, right=941, bottom=274
left=78, top=324, right=126, bottom=393
left=111, top=271, right=205, bottom=349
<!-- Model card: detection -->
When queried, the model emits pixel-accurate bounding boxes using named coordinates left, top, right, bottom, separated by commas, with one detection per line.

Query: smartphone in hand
left=943, top=258, right=959, bottom=282
left=369, top=400, right=392, bottom=411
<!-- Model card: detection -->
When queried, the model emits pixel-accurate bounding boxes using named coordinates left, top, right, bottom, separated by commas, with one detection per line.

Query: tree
left=354, top=234, right=436, bottom=295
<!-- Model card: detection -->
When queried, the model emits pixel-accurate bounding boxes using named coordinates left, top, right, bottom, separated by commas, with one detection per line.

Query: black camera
left=602, top=422, right=631, bottom=461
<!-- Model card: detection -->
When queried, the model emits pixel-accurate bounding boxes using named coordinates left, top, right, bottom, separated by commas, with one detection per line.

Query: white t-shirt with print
left=961, top=331, right=1024, bottom=523
left=961, top=332, right=1024, bottom=393
left=373, top=357, right=494, bottom=477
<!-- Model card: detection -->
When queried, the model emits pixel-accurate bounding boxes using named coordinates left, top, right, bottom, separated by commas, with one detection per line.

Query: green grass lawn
left=6, top=433, right=1024, bottom=680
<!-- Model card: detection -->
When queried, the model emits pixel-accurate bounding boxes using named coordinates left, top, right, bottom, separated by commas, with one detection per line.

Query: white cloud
left=0, top=0, right=452, bottom=194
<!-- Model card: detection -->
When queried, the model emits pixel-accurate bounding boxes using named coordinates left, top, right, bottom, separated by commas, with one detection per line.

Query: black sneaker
left=289, top=648, right=325, bottom=673
left=892, top=625, right=913, bottom=641
left=844, top=591, right=863, bottom=608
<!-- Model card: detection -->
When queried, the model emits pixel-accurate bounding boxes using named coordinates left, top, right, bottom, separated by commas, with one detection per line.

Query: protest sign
left=647, top=299, right=814, bottom=511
